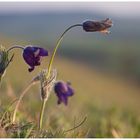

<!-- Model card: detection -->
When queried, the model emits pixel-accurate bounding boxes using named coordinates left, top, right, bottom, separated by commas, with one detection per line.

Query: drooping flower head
left=82, top=18, right=113, bottom=34
left=54, top=81, right=74, bottom=105
left=23, top=46, right=48, bottom=72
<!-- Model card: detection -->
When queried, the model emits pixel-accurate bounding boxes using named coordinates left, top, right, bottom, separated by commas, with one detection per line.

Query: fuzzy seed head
left=36, top=69, right=57, bottom=101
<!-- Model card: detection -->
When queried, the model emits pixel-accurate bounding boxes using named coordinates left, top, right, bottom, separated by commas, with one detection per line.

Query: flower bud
left=83, top=18, right=113, bottom=34
left=0, top=45, right=12, bottom=81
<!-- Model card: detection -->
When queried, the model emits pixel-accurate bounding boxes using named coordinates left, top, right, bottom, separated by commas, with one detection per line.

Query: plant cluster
left=0, top=18, right=112, bottom=137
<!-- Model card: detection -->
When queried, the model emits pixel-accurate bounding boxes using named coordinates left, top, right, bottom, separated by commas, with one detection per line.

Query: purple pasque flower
left=23, top=46, right=48, bottom=72
left=54, top=81, right=74, bottom=105
left=83, top=18, right=113, bottom=34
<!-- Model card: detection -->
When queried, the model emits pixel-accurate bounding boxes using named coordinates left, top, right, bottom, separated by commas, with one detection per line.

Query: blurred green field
left=1, top=37, right=140, bottom=138
left=0, top=2, right=140, bottom=137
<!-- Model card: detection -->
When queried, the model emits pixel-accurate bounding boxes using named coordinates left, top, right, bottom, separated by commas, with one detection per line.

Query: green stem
left=12, top=81, right=35, bottom=123
left=39, top=23, right=82, bottom=130
left=39, top=99, right=47, bottom=130
left=64, top=116, right=87, bottom=133
left=7, top=45, right=24, bottom=53
left=46, top=24, right=82, bottom=78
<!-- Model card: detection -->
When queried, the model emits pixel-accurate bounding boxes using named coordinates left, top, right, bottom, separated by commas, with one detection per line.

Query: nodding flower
left=0, top=45, right=13, bottom=81
left=22, top=46, right=48, bottom=72
left=54, top=81, right=74, bottom=105
left=82, top=18, right=113, bottom=34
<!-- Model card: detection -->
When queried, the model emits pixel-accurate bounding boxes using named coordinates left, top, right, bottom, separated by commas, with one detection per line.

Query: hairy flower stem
left=12, top=81, right=36, bottom=123
left=39, top=99, right=47, bottom=130
left=46, top=24, right=82, bottom=79
left=7, top=45, right=24, bottom=53
left=39, top=24, right=82, bottom=130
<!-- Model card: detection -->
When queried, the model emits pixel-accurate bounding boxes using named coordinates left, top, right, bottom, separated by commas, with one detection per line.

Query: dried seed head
left=0, top=45, right=13, bottom=81
left=82, top=18, right=113, bottom=34
left=37, top=69, right=57, bottom=101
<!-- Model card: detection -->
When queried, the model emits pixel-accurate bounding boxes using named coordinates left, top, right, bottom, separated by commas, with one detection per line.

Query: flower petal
left=28, top=66, right=34, bottom=72
left=38, top=47, right=48, bottom=56
left=23, top=46, right=48, bottom=72
left=67, top=86, right=74, bottom=96
left=23, top=48, right=34, bottom=67
left=54, top=81, right=74, bottom=105
left=61, top=94, right=68, bottom=105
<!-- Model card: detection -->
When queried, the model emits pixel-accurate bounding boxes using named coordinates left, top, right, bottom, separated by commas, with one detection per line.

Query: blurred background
left=1, top=2, right=140, bottom=137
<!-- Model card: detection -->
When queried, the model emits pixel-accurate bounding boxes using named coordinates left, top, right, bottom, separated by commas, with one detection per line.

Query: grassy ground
left=1, top=53, right=140, bottom=137
left=0, top=37, right=140, bottom=137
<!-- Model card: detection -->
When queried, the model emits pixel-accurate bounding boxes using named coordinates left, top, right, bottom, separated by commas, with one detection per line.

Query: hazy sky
left=0, top=2, right=139, bottom=17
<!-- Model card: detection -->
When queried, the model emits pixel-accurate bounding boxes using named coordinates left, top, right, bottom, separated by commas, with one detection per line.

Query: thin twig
left=12, top=81, right=37, bottom=123
left=0, top=98, right=18, bottom=123
left=64, top=116, right=87, bottom=133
